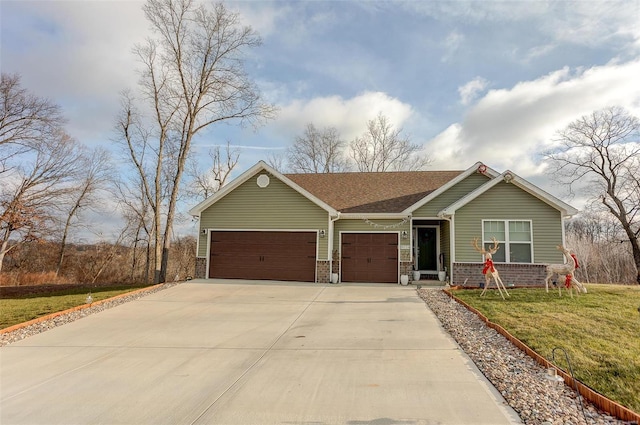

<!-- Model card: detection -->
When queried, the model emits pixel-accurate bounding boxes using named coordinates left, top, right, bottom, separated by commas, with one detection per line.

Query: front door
left=415, top=227, right=438, bottom=272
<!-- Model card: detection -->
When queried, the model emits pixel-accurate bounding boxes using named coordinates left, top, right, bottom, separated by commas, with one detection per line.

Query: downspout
left=328, top=212, right=341, bottom=283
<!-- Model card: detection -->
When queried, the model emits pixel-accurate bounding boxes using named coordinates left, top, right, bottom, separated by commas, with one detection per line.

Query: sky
left=2, top=0, right=640, bottom=240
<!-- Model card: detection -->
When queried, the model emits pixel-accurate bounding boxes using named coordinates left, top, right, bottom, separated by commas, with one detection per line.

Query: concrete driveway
left=0, top=280, right=521, bottom=425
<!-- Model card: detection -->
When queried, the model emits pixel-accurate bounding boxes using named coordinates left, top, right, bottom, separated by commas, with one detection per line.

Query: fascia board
left=188, top=161, right=266, bottom=216
left=402, top=161, right=500, bottom=214
left=507, top=173, right=579, bottom=216
left=188, top=161, right=337, bottom=216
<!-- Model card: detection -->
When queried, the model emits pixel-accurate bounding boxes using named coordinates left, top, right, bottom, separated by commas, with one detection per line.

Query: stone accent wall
left=195, top=258, right=207, bottom=279
left=317, top=260, right=331, bottom=283
left=453, top=262, right=547, bottom=287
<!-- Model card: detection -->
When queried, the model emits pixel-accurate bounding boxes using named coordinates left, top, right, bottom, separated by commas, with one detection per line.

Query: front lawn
left=452, top=284, right=640, bottom=414
left=0, top=285, right=150, bottom=330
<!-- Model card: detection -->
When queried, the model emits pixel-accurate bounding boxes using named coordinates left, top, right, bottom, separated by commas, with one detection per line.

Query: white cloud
left=427, top=59, right=640, bottom=176
left=2, top=1, right=148, bottom=143
left=271, top=91, right=414, bottom=141
left=442, top=30, right=464, bottom=62
left=404, top=0, right=640, bottom=54
left=458, top=77, right=489, bottom=106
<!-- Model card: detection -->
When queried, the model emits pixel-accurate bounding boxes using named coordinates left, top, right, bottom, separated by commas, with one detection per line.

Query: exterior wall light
left=319, top=230, right=326, bottom=238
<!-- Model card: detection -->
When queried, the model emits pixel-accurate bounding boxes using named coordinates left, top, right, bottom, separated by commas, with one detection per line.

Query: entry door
left=416, top=227, right=438, bottom=271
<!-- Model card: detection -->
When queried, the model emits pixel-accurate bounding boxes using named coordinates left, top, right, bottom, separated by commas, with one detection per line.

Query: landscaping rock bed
left=0, top=282, right=179, bottom=347
left=418, top=288, right=633, bottom=425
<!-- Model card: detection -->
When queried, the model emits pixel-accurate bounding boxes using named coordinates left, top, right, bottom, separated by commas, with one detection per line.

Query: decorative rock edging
left=1, top=283, right=179, bottom=346
left=418, top=290, right=640, bottom=425
left=446, top=290, right=640, bottom=424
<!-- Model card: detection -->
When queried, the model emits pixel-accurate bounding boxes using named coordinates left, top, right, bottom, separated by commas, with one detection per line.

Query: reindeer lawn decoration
left=472, top=237, right=510, bottom=299
left=544, top=245, right=587, bottom=297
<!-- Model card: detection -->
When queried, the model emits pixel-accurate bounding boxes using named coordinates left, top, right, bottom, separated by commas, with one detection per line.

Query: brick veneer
left=317, top=260, right=331, bottom=283
left=400, top=261, right=413, bottom=279
left=453, top=262, right=547, bottom=287
left=195, top=258, right=206, bottom=279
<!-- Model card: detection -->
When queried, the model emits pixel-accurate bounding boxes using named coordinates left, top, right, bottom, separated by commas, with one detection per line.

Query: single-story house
left=189, top=161, right=578, bottom=286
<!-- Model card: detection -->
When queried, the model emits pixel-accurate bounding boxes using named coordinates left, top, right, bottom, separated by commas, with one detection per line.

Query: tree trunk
left=55, top=209, right=75, bottom=276
left=0, top=239, right=7, bottom=273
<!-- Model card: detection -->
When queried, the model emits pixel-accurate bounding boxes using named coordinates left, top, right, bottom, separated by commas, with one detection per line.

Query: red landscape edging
left=443, top=289, right=640, bottom=423
left=1, top=284, right=164, bottom=334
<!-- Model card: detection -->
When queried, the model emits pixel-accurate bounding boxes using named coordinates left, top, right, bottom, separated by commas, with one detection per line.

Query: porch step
left=414, top=279, right=448, bottom=288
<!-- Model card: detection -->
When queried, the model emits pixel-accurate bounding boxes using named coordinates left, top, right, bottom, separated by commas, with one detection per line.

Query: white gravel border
left=418, top=288, right=634, bottom=425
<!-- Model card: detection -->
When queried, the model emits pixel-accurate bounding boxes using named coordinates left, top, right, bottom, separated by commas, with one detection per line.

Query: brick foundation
left=453, top=262, right=547, bottom=287
left=195, top=258, right=206, bottom=279
left=317, top=260, right=331, bottom=283
left=400, top=261, right=413, bottom=278
left=331, top=260, right=340, bottom=274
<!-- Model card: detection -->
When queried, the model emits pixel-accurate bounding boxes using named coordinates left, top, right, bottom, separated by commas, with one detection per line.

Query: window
left=482, top=220, right=532, bottom=263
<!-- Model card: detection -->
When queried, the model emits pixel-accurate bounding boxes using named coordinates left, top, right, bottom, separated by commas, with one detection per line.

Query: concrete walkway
left=0, top=280, right=521, bottom=425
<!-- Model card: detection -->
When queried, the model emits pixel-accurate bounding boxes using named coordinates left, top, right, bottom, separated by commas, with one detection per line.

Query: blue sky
left=2, top=0, right=640, bottom=238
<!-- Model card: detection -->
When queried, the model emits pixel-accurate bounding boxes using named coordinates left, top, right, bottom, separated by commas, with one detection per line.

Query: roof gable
left=188, top=161, right=337, bottom=216
left=403, top=162, right=500, bottom=214
left=439, top=170, right=579, bottom=217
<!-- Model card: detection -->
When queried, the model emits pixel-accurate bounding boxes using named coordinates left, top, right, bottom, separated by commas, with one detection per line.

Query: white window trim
left=481, top=219, right=534, bottom=263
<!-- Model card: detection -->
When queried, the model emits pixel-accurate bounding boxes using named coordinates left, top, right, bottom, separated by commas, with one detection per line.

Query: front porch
left=411, top=219, right=450, bottom=282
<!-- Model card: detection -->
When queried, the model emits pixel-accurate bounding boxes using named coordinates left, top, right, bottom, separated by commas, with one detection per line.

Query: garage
left=341, top=233, right=399, bottom=283
left=209, top=231, right=317, bottom=282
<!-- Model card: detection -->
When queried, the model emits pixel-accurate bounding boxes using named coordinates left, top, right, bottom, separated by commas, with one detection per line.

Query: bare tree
left=0, top=130, right=82, bottom=271
left=116, top=0, right=275, bottom=283
left=186, top=142, right=239, bottom=201
left=265, top=151, right=287, bottom=172
left=55, top=147, right=112, bottom=276
left=545, top=106, right=640, bottom=284
left=350, top=113, right=430, bottom=172
left=288, top=123, right=350, bottom=173
left=0, top=73, right=65, bottom=173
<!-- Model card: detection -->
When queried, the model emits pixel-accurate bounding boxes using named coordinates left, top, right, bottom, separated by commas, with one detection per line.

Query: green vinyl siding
left=413, top=173, right=490, bottom=217
left=454, top=182, right=564, bottom=264
left=198, top=172, right=329, bottom=259
left=333, top=219, right=410, bottom=261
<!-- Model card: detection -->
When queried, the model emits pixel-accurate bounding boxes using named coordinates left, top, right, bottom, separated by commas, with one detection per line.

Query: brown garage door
left=341, top=233, right=398, bottom=283
left=209, top=231, right=317, bottom=282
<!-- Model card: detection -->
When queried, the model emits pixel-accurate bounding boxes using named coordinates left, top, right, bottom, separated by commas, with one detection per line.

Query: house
left=188, top=161, right=578, bottom=286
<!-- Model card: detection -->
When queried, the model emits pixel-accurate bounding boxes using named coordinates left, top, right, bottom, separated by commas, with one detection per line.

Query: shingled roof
left=285, top=170, right=463, bottom=213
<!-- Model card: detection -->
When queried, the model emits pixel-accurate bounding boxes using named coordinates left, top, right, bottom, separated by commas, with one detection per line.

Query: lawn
left=452, top=284, right=640, bottom=414
left=0, top=285, right=151, bottom=330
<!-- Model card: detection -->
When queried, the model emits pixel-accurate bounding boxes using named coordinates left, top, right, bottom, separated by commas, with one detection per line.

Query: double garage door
left=209, top=231, right=317, bottom=282
left=341, top=233, right=399, bottom=283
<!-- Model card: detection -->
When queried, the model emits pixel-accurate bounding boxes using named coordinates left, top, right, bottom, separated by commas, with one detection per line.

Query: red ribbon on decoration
left=571, top=253, right=579, bottom=269
left=482, top=259, right=495, bottom=275
left=565, top=274, right=572, bottom=288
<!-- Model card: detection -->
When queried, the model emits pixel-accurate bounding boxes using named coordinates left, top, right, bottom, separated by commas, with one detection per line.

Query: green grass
left=453, top=284, right=640, bottom=414
left=0, top=285, right=151, bottom=330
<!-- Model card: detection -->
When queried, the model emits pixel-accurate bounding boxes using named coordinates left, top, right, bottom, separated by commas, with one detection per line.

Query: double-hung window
left=482, top=220, right=533, bottom=263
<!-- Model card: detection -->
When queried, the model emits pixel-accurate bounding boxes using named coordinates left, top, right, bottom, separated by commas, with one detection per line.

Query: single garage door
left=209, top=231, right=317, bottom=282
left=341, top=233, right=398, bottom=283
